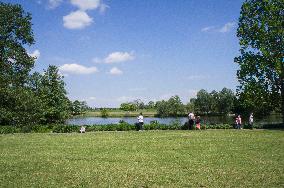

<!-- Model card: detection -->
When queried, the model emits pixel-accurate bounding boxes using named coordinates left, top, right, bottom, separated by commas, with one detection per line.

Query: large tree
left=0, top=2, right=35, bottom=87
left=0, top=2, right=40, bottom=125
left=235, top=0, right=284, bottom=121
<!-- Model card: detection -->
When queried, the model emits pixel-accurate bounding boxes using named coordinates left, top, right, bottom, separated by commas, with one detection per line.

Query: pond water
left=66, top=114, right=282, bottom=125
left=67, top=117, right=189, bottom=125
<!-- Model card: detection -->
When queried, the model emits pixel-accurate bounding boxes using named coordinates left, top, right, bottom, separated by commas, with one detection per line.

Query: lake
left=66, top=114, right=282, bottom=125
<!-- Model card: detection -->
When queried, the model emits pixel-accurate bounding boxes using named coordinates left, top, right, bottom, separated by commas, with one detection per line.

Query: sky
left=4, top=0, right=245, bottom=107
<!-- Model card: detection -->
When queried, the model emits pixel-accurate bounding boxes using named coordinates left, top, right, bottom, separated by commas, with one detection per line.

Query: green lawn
left=0, top=130, right=283, bottom=187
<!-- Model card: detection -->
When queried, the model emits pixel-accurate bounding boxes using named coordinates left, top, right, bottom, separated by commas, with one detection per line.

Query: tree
left=0, top=2, right=40, bottom=125
left=39, top=65, right=70, bottom=123
left=120, top=102, right=137, bottom=111
left=156, top=96, right=185, bottom=117
left=156, top=100, right=170, bottom=117
left=167, top=95, right=185, bottom=116
left=194, top=89, right=212, bottom=114
left=210, top=90, right=219, bottom=113
left=100, top=108, right=109, bottom=118
left=146, top=101, right=155, bottom=109
left=0, top=2, right=35, bottom=87
left=217, top=88, right=236, bottom=114
left=235, top=0, right=284, bottom=122
left=70, top=100, right=89, bottom=115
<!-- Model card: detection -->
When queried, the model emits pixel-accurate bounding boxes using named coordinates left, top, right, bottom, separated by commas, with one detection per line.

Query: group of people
left=235, top=113, right=254, bottom=129
left=188, top=112, right=254, bottom=130
left=188, top=112, right=201, bottom=130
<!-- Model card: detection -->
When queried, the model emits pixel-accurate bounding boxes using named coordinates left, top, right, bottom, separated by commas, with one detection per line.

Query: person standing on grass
left=137, top=112, right=144, bottom=131
left=188, top=112, right=195, bottom=130
left=236, top=115, right=242, bottom=129
left=249, top=113, right=254, bottom=129
left=195, top=116, right=201, bottom=130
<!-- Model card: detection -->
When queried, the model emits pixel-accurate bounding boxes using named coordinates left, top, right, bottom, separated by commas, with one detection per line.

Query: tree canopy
left=235, top=0, right=284, bottom=121
left=0, top=2, right=74, bottom=125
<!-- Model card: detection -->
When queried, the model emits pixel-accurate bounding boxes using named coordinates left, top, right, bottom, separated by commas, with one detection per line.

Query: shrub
left=101, top=108, right=109, bottom=118
left=168, top=119, right=182, bottom=130
left=52, top=125, right=79, bottom=133
left=0, top=126, right=18, bottom=134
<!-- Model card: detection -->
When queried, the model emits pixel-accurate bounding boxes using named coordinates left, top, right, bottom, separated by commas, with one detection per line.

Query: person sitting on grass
left=80, top=126, right=86, bottom=133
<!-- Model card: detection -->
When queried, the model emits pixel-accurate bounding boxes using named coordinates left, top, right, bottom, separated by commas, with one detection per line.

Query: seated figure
left=80, top=126, right=86, bottom=133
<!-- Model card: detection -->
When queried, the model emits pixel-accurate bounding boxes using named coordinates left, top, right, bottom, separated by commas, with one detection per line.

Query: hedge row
left=0, top=122, right=283, bottom=134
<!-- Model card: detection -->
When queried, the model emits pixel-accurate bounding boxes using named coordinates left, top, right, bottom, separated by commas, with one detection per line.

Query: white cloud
left=70, top=0, right=101, bottom=10
left=201, top=26, right=215, bottom=32
left=48, top=0, right=63, bottom=9
left=104, top=52, right=135, bottom=64
left=219, top=22, right=236, bottom=33
left=28, top=49, right=40, bottom=60
left=99, top=3, right=109, bottom=13
left=109, top=67, right=123, bottom=75
left=63, top=10, right=93, bottom=29
left=59, top=63, right=98, bottom=74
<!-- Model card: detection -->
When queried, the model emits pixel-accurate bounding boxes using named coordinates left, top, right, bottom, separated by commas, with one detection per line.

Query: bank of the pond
left=0, top=122, right=283, bottom=134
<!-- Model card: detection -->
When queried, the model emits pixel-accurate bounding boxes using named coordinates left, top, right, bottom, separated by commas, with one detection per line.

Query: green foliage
left=235, top=0, right=284, bottom=122
left=71, top=100, right=88, bottom=115
left=194, top=89, right=212, bottom=114
left=100, top=108, right=109, bottom=118
left=0, top=3, right=71, bottom=126
left=120, top=102, right=137, bottom=111
left=156, top=96, right=185, bottom=117
left=39, top=65, right=70, bottom=123
left=52, top=125, right=80, bottom=133
left=190, top=88, right=236, bottom=115
left=0, top=2, right=35, bottom=87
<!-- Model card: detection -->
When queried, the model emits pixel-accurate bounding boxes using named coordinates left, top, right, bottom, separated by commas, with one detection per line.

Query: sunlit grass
left=0, top=130, right=283, bottom=187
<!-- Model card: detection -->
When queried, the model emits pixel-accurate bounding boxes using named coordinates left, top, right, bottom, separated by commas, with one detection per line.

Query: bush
left=52, top=125, right=80, bottom=133
left=168, top=119, right=182, bottom=130
left=101, top=109, right=109, bottom=118
left=0, top=126, right=18, bottom=134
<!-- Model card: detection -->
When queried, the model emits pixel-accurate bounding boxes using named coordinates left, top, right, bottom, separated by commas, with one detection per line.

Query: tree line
left=119, top=88, right=236, bottom=117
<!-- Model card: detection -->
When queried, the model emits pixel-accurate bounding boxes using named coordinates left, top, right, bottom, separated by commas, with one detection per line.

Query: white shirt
left=137, top=115, right=144, bottom=123
left=249, top=115, right=253, bottom=123
left=188, top=113, right=194, bottom=120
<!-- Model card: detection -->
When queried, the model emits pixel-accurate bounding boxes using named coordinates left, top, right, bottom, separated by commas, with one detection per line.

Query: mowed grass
left=0, top=130, right=283, bottom=187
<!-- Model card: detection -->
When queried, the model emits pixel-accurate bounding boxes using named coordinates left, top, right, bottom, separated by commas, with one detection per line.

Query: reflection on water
left=66, top=114, right=282, bottom=125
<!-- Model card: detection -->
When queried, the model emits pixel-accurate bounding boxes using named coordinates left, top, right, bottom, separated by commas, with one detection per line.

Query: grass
left=80, top=109, right=157, bottom=117
left=0, top=130, right=283, bottom=187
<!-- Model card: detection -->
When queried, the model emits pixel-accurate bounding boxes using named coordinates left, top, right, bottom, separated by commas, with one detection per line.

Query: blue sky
left=4, top=0, right=244, bottom=107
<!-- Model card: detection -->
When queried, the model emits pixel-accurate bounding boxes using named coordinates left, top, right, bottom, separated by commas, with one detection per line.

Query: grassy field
left=0, top=130, right=283, bottom=187
left=81, top=109, right=158, bottom=117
